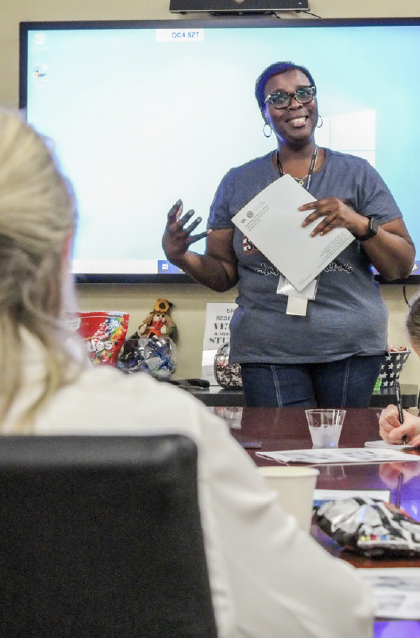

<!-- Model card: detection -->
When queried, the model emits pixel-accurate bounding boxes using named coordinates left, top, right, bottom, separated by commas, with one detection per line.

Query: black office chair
left=0, top=434, right=218, bottom=638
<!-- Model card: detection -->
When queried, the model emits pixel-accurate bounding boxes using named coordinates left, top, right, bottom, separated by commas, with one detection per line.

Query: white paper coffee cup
left=258, top=466, right=320, bottom=532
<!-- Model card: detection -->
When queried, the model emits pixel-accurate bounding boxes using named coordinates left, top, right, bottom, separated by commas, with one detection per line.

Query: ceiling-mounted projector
left=169, top=0, right=309, bottom=14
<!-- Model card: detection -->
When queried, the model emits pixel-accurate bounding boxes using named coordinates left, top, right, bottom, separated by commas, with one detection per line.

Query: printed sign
left=201, top=302, right=237, bottom=385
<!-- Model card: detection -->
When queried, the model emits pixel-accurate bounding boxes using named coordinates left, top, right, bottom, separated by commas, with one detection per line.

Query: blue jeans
left=240, top=355, right=384, bottom=408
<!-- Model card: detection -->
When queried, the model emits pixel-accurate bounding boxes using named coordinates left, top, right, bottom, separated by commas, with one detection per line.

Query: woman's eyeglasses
left=264, top=86, right=316, bottom=110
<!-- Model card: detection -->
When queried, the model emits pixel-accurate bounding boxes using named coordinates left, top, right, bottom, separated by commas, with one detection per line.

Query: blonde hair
left=0, top=108, right=80, bottom=428
left=407, top=291, right=420, bottom=349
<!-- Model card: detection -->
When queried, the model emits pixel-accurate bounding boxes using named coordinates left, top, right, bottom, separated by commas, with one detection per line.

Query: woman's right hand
left=162, top=199, right=209, bottom=265
left=379, top=404, right=420, bottom=445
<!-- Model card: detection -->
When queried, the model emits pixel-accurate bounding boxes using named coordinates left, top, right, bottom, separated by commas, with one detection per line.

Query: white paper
left=256, top=447, right=420, bottom=465
left=232, top=174, right=354, bottom=292
left=314, top=489, right=391, bottom=502
left=201, top=302, right=237, bottom=385
left=365, top=439, right=414, bottom=450
left=358, top=568, right=420, bottom=619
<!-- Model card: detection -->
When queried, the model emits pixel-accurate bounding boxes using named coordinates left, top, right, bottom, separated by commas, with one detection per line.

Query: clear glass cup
left=305, top=409, right=346, bottom=448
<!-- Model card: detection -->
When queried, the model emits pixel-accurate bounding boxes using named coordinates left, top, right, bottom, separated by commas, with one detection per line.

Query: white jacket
left=4, top=332, right=374, bottom=638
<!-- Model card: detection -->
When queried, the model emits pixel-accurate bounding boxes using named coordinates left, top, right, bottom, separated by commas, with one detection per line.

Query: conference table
left=211, top=406, right=420, bottom=638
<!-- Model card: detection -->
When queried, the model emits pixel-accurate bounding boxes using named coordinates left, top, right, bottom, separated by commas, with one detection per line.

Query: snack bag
left=314, top=497, right=420, bottom=558
left=67, top=311, right=129, bottom=366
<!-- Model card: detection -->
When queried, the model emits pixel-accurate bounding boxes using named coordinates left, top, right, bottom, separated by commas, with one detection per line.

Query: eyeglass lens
left=267, top=86, right=316, bottom=109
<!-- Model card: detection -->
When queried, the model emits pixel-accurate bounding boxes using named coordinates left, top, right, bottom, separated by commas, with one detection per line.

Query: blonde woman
left=0, top=108, right=374, bottom=638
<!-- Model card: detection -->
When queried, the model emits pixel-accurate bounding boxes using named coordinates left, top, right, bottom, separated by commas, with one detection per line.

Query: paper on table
left=256, top=447, right=420, bottom=464
left=232, top=174, right=354, bottom=292
left=358, top=568, right=420, bottom=619
left=365, top=439, right=414, bottom=450
left=314, top=488, right=391, bottom=503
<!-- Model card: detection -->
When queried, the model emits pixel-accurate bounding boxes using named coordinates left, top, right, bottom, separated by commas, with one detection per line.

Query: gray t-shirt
left=208, top=149, right=402, bottom=364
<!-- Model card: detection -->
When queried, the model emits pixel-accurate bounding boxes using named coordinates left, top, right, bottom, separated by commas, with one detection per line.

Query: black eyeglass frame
left=264, top=85, right=317, bottom=110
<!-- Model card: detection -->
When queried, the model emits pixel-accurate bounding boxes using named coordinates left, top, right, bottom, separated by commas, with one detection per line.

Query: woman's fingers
left=299, top=198, right=358, bottom=236
left=163, top=199, right=208, bottom=261
left=179, top=210, right=195, bottom=229
left=187, top=229, right=211, bottom=246
left=167, top=199, right=183, bottom=225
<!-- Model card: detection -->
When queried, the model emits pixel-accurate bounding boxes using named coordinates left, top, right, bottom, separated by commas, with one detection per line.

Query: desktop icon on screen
left=32, top=64, right=47, bottom=78
left=35, top=33, right=46, bottom=46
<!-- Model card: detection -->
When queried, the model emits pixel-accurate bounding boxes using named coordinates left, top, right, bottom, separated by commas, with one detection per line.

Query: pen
left=394, top=381, right=407, bottom=444
left=394, top=381, right=405, bottom=507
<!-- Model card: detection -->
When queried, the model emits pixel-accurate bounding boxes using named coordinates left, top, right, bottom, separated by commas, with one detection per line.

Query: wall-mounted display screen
left=19, top=18, right=420, bottom=283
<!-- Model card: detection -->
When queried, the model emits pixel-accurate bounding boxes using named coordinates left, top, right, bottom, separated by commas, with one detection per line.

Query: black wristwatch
left=357, top=217, right=379, bottom=241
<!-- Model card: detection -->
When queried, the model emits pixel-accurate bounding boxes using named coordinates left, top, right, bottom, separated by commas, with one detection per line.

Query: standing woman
left=163, top=61, right=415, bottom=408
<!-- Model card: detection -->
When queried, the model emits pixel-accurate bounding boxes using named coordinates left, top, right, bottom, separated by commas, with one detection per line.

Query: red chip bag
left=68, top=311, right=129, bottom=366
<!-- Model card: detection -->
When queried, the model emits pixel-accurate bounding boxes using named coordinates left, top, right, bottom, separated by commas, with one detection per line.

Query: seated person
left=0, top=108, right=374, bottom=638
left=380, top=291, right=420, bottom=446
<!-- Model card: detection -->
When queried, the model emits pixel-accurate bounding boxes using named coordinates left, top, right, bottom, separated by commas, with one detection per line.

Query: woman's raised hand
left=162, top=199, right=210, bottom=265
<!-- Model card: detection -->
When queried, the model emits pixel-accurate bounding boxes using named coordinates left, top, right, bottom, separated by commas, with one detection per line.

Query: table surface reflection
left=211, top=406, right=420, bottom=637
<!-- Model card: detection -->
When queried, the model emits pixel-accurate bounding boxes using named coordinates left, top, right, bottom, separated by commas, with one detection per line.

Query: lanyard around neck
left=276, top=145, right=318, bottom=191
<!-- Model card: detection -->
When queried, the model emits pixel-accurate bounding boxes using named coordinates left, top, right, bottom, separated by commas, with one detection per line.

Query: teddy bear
left=137, top=299, right=176, bottom=340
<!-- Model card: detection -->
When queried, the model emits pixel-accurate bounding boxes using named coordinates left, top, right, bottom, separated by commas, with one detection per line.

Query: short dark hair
left=255, top=61, right=316, bottom=116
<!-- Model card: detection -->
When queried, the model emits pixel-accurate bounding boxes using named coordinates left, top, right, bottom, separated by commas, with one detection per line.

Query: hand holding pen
left=379, top=387, right=420, bottom=446
left=378, top=387, right=410, bottom=445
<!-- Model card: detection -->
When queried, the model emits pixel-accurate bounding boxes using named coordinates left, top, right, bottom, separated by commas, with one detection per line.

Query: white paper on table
left=256, top=447, right=420, bottom=465
left=358, top=568, right=420, bottom=619
left=365, top=439, right=414, bottom=450
left=232, top=174, right=355, bottom=292
left=313, top=488, right=391, bottom=503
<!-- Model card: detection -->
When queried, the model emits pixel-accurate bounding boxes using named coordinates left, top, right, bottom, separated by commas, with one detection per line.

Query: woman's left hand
left=299, top=197, right=415, bottom=280
left=299, top=197, right=367, bottom=237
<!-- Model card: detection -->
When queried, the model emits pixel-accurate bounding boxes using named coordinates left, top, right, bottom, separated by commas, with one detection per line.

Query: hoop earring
left=316, top=115, right=323, bottom=129
left=263, top=123, right=272, bottom=138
